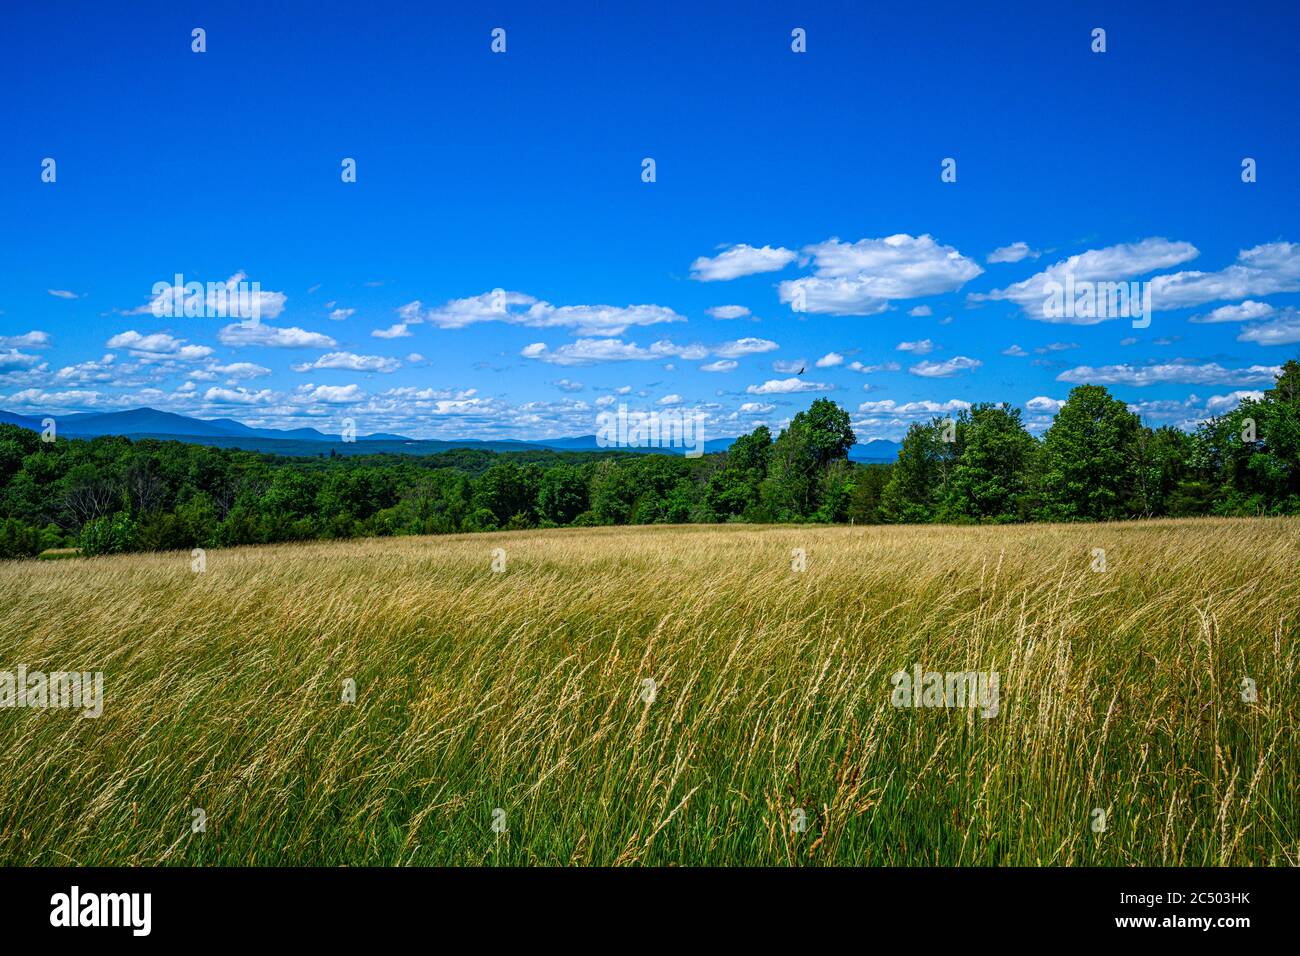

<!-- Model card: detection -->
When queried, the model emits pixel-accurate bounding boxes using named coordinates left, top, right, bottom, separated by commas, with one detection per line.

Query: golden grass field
left=0, top=518, right=1296, bottom=866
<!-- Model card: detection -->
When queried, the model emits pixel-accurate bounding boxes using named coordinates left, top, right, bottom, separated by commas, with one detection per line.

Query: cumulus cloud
left=204, top=386, right=274, bottom=405
left=1056, top=362, right=1282, bottom=387
left=105, top=330, right=213, bottom=361
left=521, top=336, right=776, bottom=366
left=329, top=308, right=355, bottom=321
left=1190, top=300, right=1275, bottom=323
left=0, top=349, right=44, bottom=372
left=700, top=359, right=738, bottom=372
left=1025, top=396, right=1066, bottom=413
left=1236, top=309, right=1300, bottom=346
left=858, top=398, right=971, bottom=415
left=972, top=238, right=1199, bottom=322
left=909, top=355, right=981, bottom=378
left=909, top=305, right=933, bottom=317
left=896, top=339, right=934, bottom=355
left=746, top=378, right=833, bottom=395
left=122, top=272, right=287, bottom=320
left=1206, top=390, right=1265, bottom=413
left=777, top=234, right=982, bottom=316
left=815, top=352, right=844, bottom=368
left=706, top=305, right=752, bottom=320
left=291, top=352, right=402, bottom=373
left=690, top=244, right=797, bottom=281
left=219, top=324, right=337, bottom=349
left=297, top=383, right=365, bottom=404
left=521, top=338, right=709, bottom=366
left=372, top=323, right=411, bottom=339
left=1148, top=242, right=1300, bottom=310
left=207, top=362, right=271, bottom=381
left=712, top=337, right=779, bottom=358
left=396, top=291, right=686, bottom=337
left=987, top=242, right=1040, bottom=264
left=0, top=331, right=51, bottom=349
left=1002, top=344, right=1029, bottom=357
left=847, top=361, right=901, bottom=373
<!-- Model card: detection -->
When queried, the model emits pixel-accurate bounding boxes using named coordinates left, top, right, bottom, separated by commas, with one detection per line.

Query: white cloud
left=1206, top=390, right=1264, bottom=413
left=0, top=331, right=51, bottom=349
left=712, top=337, right=779, bottom=358
left=123, top=272, right=287, bottom=320
left=521, top=336, right=775, bottom=366
left=974, top=238, right=1199, bottom=322
left=1235, top=308, right=1300, bottom=346
left=291, top=352, right=402, bottom=373
left=1002, top=344, right=1028, bottom=357
left=847, top=361, right=900, bottom=373
left=219, top=324, right=337, bottom=349
left=5, top=388, right=101, bottom=408
left=706, top=305, right=752, bottom=319
left=896, top=339, right=934, bottom=355
left=700, top=359, right=738, bottom=372
left=777, top=234, right=982, bottom=315
left=1190, top=299, right=1275, bottom=323
left=47, top=289, right=81, bottom=299
left=1025, top=396, right=1066, bottom=413
left=909, top=355, right=981, bottom=377
left=329, top=308, right=355, bottom=321
left=105, top=330, right=213, bottom=361
left=372, top=323, right=411, bottom=339
left=207, top=362, right=271, bottom=381
left=204, top=386, right=274, bottom=406
left=858, top=399, right=971, bottom=415
left=690, top=244, right=797, bottom=281
left=815, top=352, right=844, bottom=368
left=772, top=359, right=806, bottom=374
left=1148, top=242, right=1300, bottom=310
left=296, top=384, right=364, bottom=405
left=1056, top=362, right=1282, bottom=387
left=987, top=242, right=1040, bottom=264
left=554, top=378, right=584, bottom=392
left=400, top=291, right=686, bottom=336
left=739, top=402, right=774, bottom=413
left=909, top=305, right=933, bottom=317
left=521, top=337, right=709, bottom=367
left=657, top=394, right=683, bottom=406
left=0, top=349, right=43, bottom=372
left=746, top=378, right=832, bottom=395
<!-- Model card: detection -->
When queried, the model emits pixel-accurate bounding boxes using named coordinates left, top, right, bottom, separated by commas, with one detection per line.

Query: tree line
left=0, top=360, right=1296, bottom=558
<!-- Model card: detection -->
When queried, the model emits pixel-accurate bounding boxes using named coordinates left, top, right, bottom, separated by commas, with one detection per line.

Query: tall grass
left=0, top=518, right=1295, bottom=865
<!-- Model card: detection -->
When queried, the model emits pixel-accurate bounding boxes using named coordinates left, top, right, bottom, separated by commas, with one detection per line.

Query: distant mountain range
left=0, top=407, right=901, bottom=462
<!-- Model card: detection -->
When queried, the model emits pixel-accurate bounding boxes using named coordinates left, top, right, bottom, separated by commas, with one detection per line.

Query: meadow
left=0, top=518, right=1295, bottom=866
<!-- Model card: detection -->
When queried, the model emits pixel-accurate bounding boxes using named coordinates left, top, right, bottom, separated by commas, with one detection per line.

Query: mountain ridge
left=0, top=406, right=902, bottom=461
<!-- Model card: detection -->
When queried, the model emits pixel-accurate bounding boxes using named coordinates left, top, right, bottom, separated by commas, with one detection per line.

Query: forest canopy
left=1, top=361, right=1297, bottom=559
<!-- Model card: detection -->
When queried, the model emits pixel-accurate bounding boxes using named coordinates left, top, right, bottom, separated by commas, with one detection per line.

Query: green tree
left=941, top=404, right=1037, bottom=522
left=537, top=465, right=589, bottom=525
left=1038, top=385, right=1141, bottom=521
left=704, top=426, right=771, bottom=520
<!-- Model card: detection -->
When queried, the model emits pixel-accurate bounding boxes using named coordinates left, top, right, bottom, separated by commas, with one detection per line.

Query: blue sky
left=2, top=0, right=1299, bottom=442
